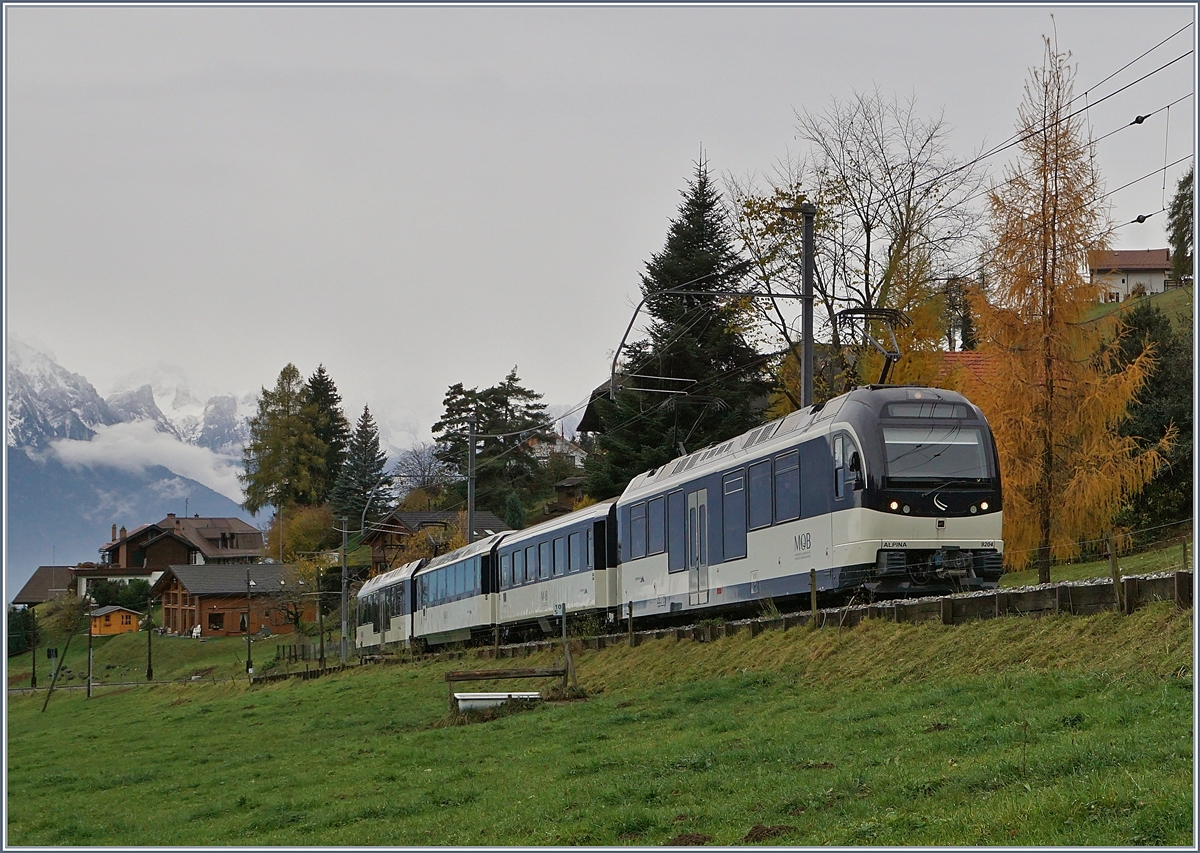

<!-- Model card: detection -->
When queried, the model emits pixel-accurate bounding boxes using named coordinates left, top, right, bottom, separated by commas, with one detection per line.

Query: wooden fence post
left=1183, top=536, right=1190, bottom=573
left=809, top=568, right=818, bottom=630
left=1108, top=534, right=1123, bottom=613
left=627, top=601, right=634, bottom=647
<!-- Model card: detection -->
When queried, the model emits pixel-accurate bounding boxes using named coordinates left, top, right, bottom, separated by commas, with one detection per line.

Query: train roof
left=415, top=532, right=506, bottom=576
left=358, top=559, right=424, bottom=597
left=495, top=498, right=616, bottom=549
left=620, top=385, right=979, bottom=502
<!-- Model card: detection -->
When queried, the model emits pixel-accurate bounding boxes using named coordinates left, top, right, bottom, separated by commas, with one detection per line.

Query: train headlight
left=980, top=501, right=989, bottom=511
left=902, top=505, right=910, bottom=514
left=889, top=500, right=899, bottom=511
left=970, top=505, right=978, bottom=514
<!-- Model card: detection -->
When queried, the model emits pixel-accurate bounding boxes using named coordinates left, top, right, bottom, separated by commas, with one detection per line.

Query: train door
left=687, top=488, right=709, bottom=606
left=831, top=431, right=863, bottom=566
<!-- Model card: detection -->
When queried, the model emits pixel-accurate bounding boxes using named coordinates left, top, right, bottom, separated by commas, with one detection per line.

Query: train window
left=513, top=549, right=525, bottom=586
left=647, top=496, right=666, bottom=555
left=568, top=531, right=582, bottom=573
left=774, top=451, right=800, bottom=521
left=667, top=490, right=686, bottom=572
left=501, top=553, right=512, bottom=589
left=553, top=537, right=567, bottom=577
left=528, top=544, right=542, bottom=583
left=539, top=541, right=552, bottom=580
left=586, top=527, right=594, bottom=570
left=886, top=401, right=969, bottom=419
left=630, top=502, right=647, bottom=560
left=748, top=460, right=772, bottom=530
left=723, top=471, right=747, bottom=561
left=834, top=434, right=846, bottom=499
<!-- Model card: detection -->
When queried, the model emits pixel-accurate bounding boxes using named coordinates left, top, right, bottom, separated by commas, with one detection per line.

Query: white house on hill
left=1088, top=248, right=1174, bottom=303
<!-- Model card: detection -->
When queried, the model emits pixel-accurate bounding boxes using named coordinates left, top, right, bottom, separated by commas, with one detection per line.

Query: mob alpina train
left=356, top=385, right=1004, bottom=652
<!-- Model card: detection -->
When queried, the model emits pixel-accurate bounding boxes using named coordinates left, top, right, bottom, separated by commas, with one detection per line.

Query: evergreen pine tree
left=1168, top=165, right=1193, bottom=283
left=585, top=158, right=772, bottom=498
left=305, top=365, right=351, bottom=503
left=503, top=491, right=526, bottom=530
left=431, top=368, right=553, bottom=515
left=240, top=364, right=328, bottom=513
left=1114, top=301, right=1192, bottom=532
left=330, top=405, right=394, bottom=528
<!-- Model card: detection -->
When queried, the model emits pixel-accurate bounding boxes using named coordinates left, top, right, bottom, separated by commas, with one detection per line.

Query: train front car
left=614, top=384, right=1004, bottom=620
left=840, top=386, right=1004, bottom=595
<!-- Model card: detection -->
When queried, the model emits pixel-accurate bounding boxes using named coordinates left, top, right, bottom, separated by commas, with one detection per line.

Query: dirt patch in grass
left=666, top=833, right=711, bottom=845
left=742, top=824, right=795, bottom=842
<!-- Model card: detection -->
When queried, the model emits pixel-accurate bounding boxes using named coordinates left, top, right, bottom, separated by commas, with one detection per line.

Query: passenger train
left=357, top=385, right=1004, bottom=653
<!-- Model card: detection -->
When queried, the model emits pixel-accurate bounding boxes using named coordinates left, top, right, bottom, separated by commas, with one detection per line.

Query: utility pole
left=801, top=201, right=817, bottom=408
left=29, top=609, right=37, bottom=689
left=245, top=568, right=254, bottom=678
left=466, top=415, right=477, bottom=545
left=146, top=593, right=154, bottom=681
left=86, top=612, right=93, bottom=699
left=340, top=517, right=349, bottom=666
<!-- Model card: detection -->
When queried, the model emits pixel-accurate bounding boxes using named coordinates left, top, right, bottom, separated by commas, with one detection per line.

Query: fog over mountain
left=5, top=339, right=257, bottom=597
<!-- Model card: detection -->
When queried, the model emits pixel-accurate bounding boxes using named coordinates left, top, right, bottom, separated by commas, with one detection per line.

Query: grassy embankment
left=7, top=598, right=1192, bottom=846
left=7, top=540, right=1185, bottom=692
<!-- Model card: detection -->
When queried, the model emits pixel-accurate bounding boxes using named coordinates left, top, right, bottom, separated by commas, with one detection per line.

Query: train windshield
left=882, top=425, right=990, bottom=484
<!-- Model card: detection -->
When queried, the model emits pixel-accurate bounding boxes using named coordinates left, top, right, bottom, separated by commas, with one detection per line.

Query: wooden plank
left=950, top=596, right=994, bottom=624
left=1176, top=570, right=1193, bottom=609
left=445, top=667, right=566, bottom=683
left=1122, top=577, right=1138, bottom=615
left=940, top=598, right=952, bottom=625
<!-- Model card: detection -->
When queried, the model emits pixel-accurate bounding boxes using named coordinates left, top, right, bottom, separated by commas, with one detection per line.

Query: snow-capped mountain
left=6, top=339, right=120, bottom=447
left=5, top=339, right=258, bottom=594
left=7, top=340, right=251, bottom=453
left=106, top=384, right=181, bottom=439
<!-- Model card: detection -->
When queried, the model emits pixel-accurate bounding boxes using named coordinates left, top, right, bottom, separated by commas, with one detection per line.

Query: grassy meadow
left=6, top=601, right=1193, bottom=846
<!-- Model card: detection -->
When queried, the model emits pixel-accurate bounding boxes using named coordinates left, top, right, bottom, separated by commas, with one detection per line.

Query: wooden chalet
left=149, top=563, right=313, bottom=638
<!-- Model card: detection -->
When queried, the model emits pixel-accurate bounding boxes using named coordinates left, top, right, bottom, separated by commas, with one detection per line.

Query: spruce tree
left=305, top=365, right=351, bottom=503
left=1168, top=165, right=1193, bottom=283
left=330, top=405, right=394, bottom=528
left=585, top=159, right=772, bottom=498
left=431, top=368, right=553, bottom=515
left=240, top=364, right=328, bottom=513
left=1114, top=301, right=1192, bottom=532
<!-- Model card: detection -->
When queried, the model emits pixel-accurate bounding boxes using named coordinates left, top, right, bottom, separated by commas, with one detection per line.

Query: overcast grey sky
left=5, top=3, right=1195, bottom=454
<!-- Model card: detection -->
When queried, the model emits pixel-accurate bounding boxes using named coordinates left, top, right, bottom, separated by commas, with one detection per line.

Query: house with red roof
left=1088, top=248, right=1174, bottom=303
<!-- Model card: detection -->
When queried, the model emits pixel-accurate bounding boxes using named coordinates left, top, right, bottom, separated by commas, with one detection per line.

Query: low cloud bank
left=49, top=421, right=245, bottom=503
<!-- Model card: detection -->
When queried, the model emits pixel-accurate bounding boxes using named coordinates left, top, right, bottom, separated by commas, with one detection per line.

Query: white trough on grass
left=453, top=691, right=542, bottom=712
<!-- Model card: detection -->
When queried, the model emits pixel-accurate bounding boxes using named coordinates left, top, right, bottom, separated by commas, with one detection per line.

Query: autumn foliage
left=954, top=39, right=1169, bottom=579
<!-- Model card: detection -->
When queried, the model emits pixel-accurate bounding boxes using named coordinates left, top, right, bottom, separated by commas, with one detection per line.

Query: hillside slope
left=6, top=603, right=1192, bottom=846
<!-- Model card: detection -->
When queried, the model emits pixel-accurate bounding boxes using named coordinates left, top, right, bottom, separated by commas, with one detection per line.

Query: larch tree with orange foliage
left=957, top=38, right=1168, bottom=582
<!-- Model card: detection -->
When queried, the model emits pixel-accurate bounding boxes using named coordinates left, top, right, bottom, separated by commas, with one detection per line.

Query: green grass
left=1001, top=538, right=1191, bottom=588
left=1085, top=284, right=1194, bottom=334
left=6, top=603, right=1192, bottom=846
left=6, top=628, right=298, bottom=690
